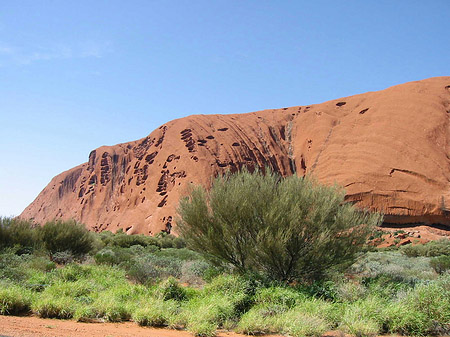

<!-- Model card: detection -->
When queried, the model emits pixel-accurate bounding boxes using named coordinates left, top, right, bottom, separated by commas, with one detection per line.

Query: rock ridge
left=21, top=76, right=450, bottom=234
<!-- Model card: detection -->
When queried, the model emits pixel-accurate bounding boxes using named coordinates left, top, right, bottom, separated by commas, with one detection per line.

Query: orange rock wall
left=21, top=77, right=450, bottom=234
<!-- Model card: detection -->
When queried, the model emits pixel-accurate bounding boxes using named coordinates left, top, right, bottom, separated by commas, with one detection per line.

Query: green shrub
left=127, top=254, right=182, bottom=284
left=351, top=251, right=436, bottom=288
left=0, top=217, right=38, bottom=253
left=89, top=296, right=131, bottom=322
left=50, top=250, right=75, bottom=264
left=94, top=247, right=133, bottom=266
left=430, top=255, right=450, bottom=274
left=177, top=168, right=382, bottom=282
left=337, top=296, right=385, bottom=336
left=0, top=285, right=33, bottom=315
left=383, top=276, right=450, bottom=335
left=132, top=299, right=179, bottom=327
left=39, top=220, right=94, bottom=257
left=181, top=260, right=211, bottom=285
left=254, top=286, right=304, bottom=308
left=103, top=231, right=159, bottom=248
left=278, top=311, right=329, bottom=337
left=183, top=295, right=235, bottom=335
left=32, top=296, right=77, bottom=319
left=0, top=252, right=28, bottom=282
left=236, top=306, right=275, bottom=334
left=335, top=280, right=367, bottom=302
left=157, top=277, right=187, bottom=301
left=402, top=239, right=450, bottom=258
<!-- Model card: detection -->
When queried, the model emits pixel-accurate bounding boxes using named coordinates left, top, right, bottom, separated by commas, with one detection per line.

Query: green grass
left=1, top=228, right=449, bottom=337
left=0, top=284, right=34, bottom=315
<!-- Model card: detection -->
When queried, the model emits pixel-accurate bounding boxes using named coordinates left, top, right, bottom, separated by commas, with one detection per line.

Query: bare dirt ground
left=0, top=315, right=409, bottom=337
left=0, top=315, right=284, bottom=337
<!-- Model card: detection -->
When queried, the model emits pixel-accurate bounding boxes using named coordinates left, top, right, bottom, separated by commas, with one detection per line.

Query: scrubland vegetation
left=1, top=171, right=449, bottom=337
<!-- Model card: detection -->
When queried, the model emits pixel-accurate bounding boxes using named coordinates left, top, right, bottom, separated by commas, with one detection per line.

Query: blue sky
left=0, top=0, right=449, bottom=216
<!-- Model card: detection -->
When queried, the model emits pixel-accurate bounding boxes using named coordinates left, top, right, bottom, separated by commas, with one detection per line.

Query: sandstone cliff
left=21, top=77, right=450, bottom=234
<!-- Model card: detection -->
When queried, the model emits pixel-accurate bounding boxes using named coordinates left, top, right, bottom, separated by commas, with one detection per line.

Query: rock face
left=21, top=77, right=450, bottom=234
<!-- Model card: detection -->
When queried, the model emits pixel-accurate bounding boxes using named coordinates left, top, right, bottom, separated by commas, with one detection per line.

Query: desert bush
left=335, top=280, right=367, bottom=302
left=156, top=277, right=187, bottom=301
left=351, top=251, right=436, bottom=287
left=127, top=254, right=183, bottom=284
left=94, top=247, right=134, bottom=266
left=32, top=295, right=77, bottom=319
left=155, top=232, right=186, bottom=249
left=181, top=260, right=211, bottom=285
left=25, top=255, right=56, bottom=272
left=89, top=296, right=131, bottom=322
left=0, top=252, right=28, bottom=282
left=337, top=296, right=385, bottom=336
left=0, top=217, right=38, bottom=253
left=50, top=250, right=75, bottom=264
left=430, top=255, right=450, bottom=274
left=254, top=286, right=304, bottom=308
left=236, top=305, right=275, bottom=334
left=177, top=168, right=382, bottom=282
left=382, top=275, right=450, bottom=335
left=39, top=220, right=94, bottom=257
left=182, top=294, right=237, bottom=336
left=0, top=285, right=33, bottom=315
left=402, top=239, right=450, bottom=257
left=277, top=310, right=330, bottom=337
left=132, top=299, right=179, bottom=327
left=102, top=230, right=159, bottom=248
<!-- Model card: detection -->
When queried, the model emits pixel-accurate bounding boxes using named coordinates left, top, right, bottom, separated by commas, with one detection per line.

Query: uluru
left=20, top=76, right=450, bottom=235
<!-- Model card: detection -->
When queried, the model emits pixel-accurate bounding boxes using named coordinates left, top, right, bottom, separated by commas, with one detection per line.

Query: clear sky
left=0, top=0, right=449, bottom=217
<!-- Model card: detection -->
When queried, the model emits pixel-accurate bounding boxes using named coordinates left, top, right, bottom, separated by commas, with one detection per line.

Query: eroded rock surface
left=21, top=77, right=450, bottom=234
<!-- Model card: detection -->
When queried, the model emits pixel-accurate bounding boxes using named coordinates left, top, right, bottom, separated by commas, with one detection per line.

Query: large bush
left=0, top=217, right=38, bottom=253
left=177, top=169, right=382, bottom=282
left=39, top=220, right=94, bottom=257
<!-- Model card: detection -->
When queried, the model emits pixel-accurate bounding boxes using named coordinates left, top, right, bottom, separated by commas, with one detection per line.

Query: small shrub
left=0, top=252, right=28, bottom=282
left=54, top=263, right=90, bottom=282
left=51, top=250, right=75, bottom=264
left=39, top=220, right=94, bottom=257
left=32, top=296, right=77, bottom=319
left=402, top=239, right=450, bottom=258
left=181, top=260, right=210, bottom=285
left=127, top=254, right=182, bottom=284
left=26, top=256, right=56, bottom=272
left=236, top=306, right=274, bottom=334
left=337, top=295, right=385, bottom=337
left=335, top=280, right=367, bottom=302
left=187, top=320, right=217, bottom=337
left=104, top=231, right=159, bottom=248
left=430, top=255, right=450, bottom=274
left=157, top=277, right=187, bottom=301
left=90, top=297, right=131, bottom=322
left=0, top=217, right=38, bottom=253
left=0, top=285, right=33, bottom=315
left=279, top=311, right=329, bottom=337
left=338, top=316, right=380, bottom=337
left=132, top=299, right=178, bottom=327
left=254, top=286, right=304, bottom=308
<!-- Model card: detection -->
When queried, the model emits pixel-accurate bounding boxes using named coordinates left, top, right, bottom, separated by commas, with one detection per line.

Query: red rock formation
left=20, top=77, right=450, bottom=234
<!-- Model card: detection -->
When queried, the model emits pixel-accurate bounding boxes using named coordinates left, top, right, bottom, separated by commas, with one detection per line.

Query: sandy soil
left=0, top=315, right=284, bottom=337
left=0, top=315, right=411, bottom=337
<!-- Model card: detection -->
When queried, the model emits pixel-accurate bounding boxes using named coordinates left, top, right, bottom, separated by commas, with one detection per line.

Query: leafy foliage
left=39, top=220, right=94, bottom=257
left=177, top=168, right=382, bottom=282
left=402, top=239, right=450, bottom=257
